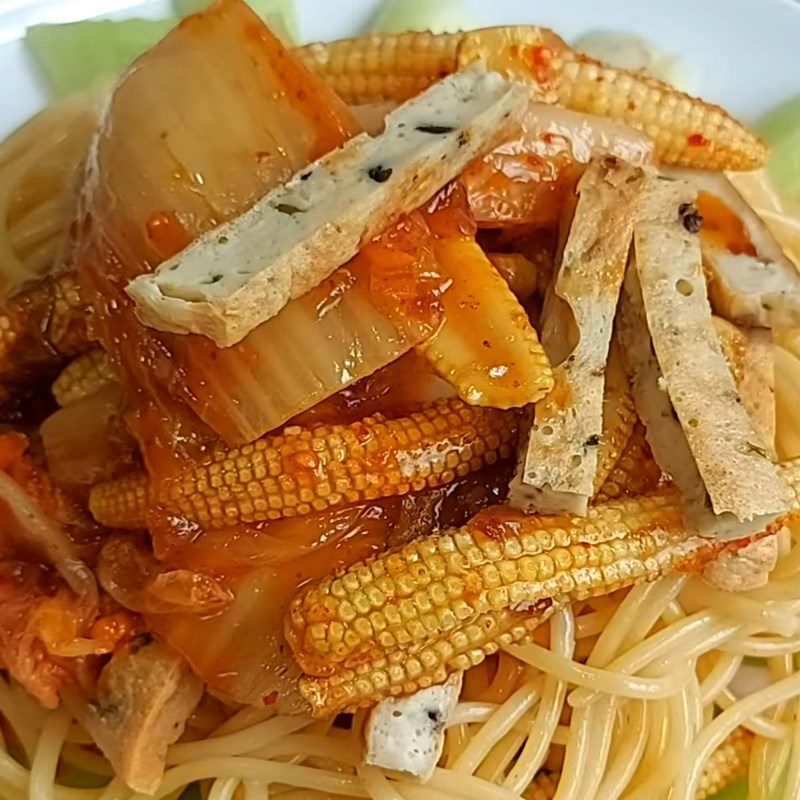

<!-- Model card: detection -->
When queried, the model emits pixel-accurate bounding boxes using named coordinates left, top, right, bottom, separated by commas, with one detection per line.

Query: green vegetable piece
left=173, top=0, right=298, bottom=42
left=26, top=18, right=176, bottom=98
left=758, top=94, right=800, bottom=215
left=368, top=0, right=477, bottom=34
left=710, top=779, right=747, bottom=800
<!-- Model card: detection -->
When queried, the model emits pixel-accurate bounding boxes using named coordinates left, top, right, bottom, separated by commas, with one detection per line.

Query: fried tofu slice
left=364, top=672, right=462, bottom=782
left=509, top=155, right=645, bottom=515
left=65, top=640, right=202, bottom=794
left=619, top=176, right=789, bottom=538
left=703, top=535, right=779, bottom=592
left=669, top=168, right=800, bottom=329
left=127, top=67, right=530, bottom=347
left=713, top=317, right=776, bottom=460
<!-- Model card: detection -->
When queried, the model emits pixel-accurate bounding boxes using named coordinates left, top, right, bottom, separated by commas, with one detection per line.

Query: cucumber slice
left=173, top=0, right=298, bottom=41
left=758, top=94, right=800, bottom=215
left=368, top=0, right=477, bottom=34
left=26, top=18, right=176, bottom=98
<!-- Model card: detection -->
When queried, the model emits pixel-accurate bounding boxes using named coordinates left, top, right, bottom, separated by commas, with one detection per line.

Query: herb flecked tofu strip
left=126, top=66, right=531, bottom=347
left=619, top=175, right=790, bottom=539
left=509, top=155, right=646, bottom=516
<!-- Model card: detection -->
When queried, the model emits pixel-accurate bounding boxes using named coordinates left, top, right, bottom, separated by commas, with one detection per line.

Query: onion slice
left=0, top=471, right=98, bottom=614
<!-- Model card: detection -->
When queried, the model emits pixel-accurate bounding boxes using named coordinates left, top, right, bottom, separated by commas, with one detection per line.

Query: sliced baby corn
left=554, top=59, right=765, bottom=170
left=593, top=340, right=638, bottom=493
left=89, top=398, right=519, bottom=530
left=593, top=422, right=662, bottom=503
left=52, top=349, right=116, bottom=407
left=288, top=489, right=762, bottom=715
left=288, top=490, right=700, bottom=672
left=296, top=27, right=766, bottom=170
left=419, top=238, right=553, bottom=408
left=509, top=156, right=645, bottom=516
left=297, top=30, right=463, bottom=106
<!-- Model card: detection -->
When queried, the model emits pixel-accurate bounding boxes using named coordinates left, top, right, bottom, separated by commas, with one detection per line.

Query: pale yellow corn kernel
left=695, top=728, right=753, bottom=800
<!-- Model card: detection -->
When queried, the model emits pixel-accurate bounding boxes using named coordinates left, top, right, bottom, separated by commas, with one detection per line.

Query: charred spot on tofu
left=367, top=165, right=393, bottom=183
left=678, top=202, right=704, bottom=233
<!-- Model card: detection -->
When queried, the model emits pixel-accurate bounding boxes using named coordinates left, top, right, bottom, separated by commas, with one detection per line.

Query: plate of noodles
left=2, top=1, right=800, bottom=800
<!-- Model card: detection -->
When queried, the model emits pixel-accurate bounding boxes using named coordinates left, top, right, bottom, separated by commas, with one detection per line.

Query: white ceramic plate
left=1, top=0, right=800, bottom=137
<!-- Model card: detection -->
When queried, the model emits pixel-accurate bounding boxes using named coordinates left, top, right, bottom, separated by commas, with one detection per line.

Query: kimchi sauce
left=696, top=192, right=758, bottom=256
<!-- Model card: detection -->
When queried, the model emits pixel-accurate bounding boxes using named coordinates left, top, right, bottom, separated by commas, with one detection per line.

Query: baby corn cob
left=593, top=422, right=663, bottom=503
left=524, top=728, right=752, bottom=800
left=89, top=398, right=519, bottom=530
left=297, top=31, right=461, bottom=105
left=554, top=58, right=765, bottom=170
left=420, top=239, right=553, bottom=408
left=296, top=27, right=765, bottom=170
left=299, top=603, right=555, bottom=716
left=288, top=490, right=735, bottom=714
left=593, top=342, right=637, bottom=493
left=52, top=349, right=116, bottom=407
left=91, top=472, right=150, bottom=530
left=0, top=272, right=89, bottom=403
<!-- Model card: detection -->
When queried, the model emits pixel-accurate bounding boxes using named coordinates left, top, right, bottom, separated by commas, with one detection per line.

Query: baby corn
left=554, top=58, right=765, bottom=170
left=593, top=343, right=638, bottom=493
left=296, top=27, right=765, bottom=170
left=420, top=239, right=553, bottom=408
left=0, top=272, right=88, bottom=403
left=593, top=422, right=663, bottom=503
left=52, top=349, right=116, bottom=407
left=297, top=30, right=461, bottom=106
left=288, top=489, right=749, bottom=715
left=299, top=603, right=554, bottom=717
left=89, top=398, right=519, bottom=530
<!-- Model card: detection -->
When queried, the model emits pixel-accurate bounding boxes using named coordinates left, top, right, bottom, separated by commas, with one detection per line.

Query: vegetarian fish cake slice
left=509, top=155, right=645, bottom=515
left=619, top=175, right=789, bottom=538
